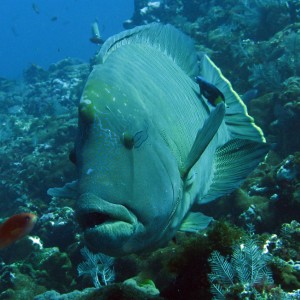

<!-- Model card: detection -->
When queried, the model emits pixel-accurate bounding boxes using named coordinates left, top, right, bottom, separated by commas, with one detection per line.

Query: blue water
left=0, top=0, right=133, bottom=79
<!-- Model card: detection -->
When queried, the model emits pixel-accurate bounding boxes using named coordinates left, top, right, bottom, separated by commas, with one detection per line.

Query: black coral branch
left=208, top=238, right=273, bottom=299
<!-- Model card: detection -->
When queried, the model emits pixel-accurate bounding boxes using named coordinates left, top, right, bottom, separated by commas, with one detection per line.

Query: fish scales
left=93, top=44, right=213, bottom=167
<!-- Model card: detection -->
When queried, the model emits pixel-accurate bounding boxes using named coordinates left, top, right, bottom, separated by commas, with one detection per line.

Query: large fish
left=49, top=24, right=268, bottom=256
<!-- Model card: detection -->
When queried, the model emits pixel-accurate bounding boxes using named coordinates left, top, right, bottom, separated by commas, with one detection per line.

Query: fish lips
left=76, top=193, right=142, bottom=255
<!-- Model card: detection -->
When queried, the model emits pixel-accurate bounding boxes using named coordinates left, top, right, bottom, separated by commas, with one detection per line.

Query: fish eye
left=121, top=131, right=134, bottom=149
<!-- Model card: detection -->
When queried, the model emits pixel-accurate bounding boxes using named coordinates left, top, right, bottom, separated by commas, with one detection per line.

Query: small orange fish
left=0, top=213, right=37, bottom=249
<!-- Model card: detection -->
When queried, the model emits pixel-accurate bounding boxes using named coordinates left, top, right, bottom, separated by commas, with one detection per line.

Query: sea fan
left=77, top=247, right=115, bottom=288
left=208, top=238, right=273, bottom=299
left=232, top=239, right=273, bottom=286
left=208, top=251, right=235, bottom=299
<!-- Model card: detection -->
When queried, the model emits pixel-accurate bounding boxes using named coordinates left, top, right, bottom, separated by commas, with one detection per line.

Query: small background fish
left=0, top=213, right=37, bottom=249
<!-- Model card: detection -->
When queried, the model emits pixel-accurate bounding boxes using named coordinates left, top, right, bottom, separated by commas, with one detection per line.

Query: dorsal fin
left=97, top=23, right=199, bottom=77
left=199, top=54, right=266, bottom=143
left=195, top=54, right=269, bottom=203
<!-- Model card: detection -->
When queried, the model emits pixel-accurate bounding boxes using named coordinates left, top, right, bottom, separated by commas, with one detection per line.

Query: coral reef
left=1, top=0, right=300, bottom=299
left=0, top=58, right=88, bottom=218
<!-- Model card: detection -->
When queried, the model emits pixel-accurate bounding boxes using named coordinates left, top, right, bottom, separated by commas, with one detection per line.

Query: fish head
left=75, top=78, right=184, bottom=256
left=10, top=213, right=37, bottom=238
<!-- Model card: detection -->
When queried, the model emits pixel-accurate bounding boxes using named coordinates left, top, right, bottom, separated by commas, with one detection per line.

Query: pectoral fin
left=181, top=102, right=225, bottom=178
left=200, top=139, right=269, bottom=204
left=179, top=212, right=214, bottom=232
left=47, top=180, right=78, bottom=199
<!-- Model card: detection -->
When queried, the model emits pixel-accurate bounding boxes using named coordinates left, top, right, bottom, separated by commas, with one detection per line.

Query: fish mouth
left=77, top=208, right=136, bottom=230
left=76, top=193, right=141, bottom=255
left=76, top=193, right=138, bottom=230
left=77, top=211, right=118, bottom=229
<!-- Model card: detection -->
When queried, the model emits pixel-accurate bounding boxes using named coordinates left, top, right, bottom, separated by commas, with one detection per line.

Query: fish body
left=90, top=21, right=104, bottom=45
left=0, top=213, right=37, bottom=249
left=195, top=76, right=225, bottom=106
left=73, top=24, right=269, bottom=256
